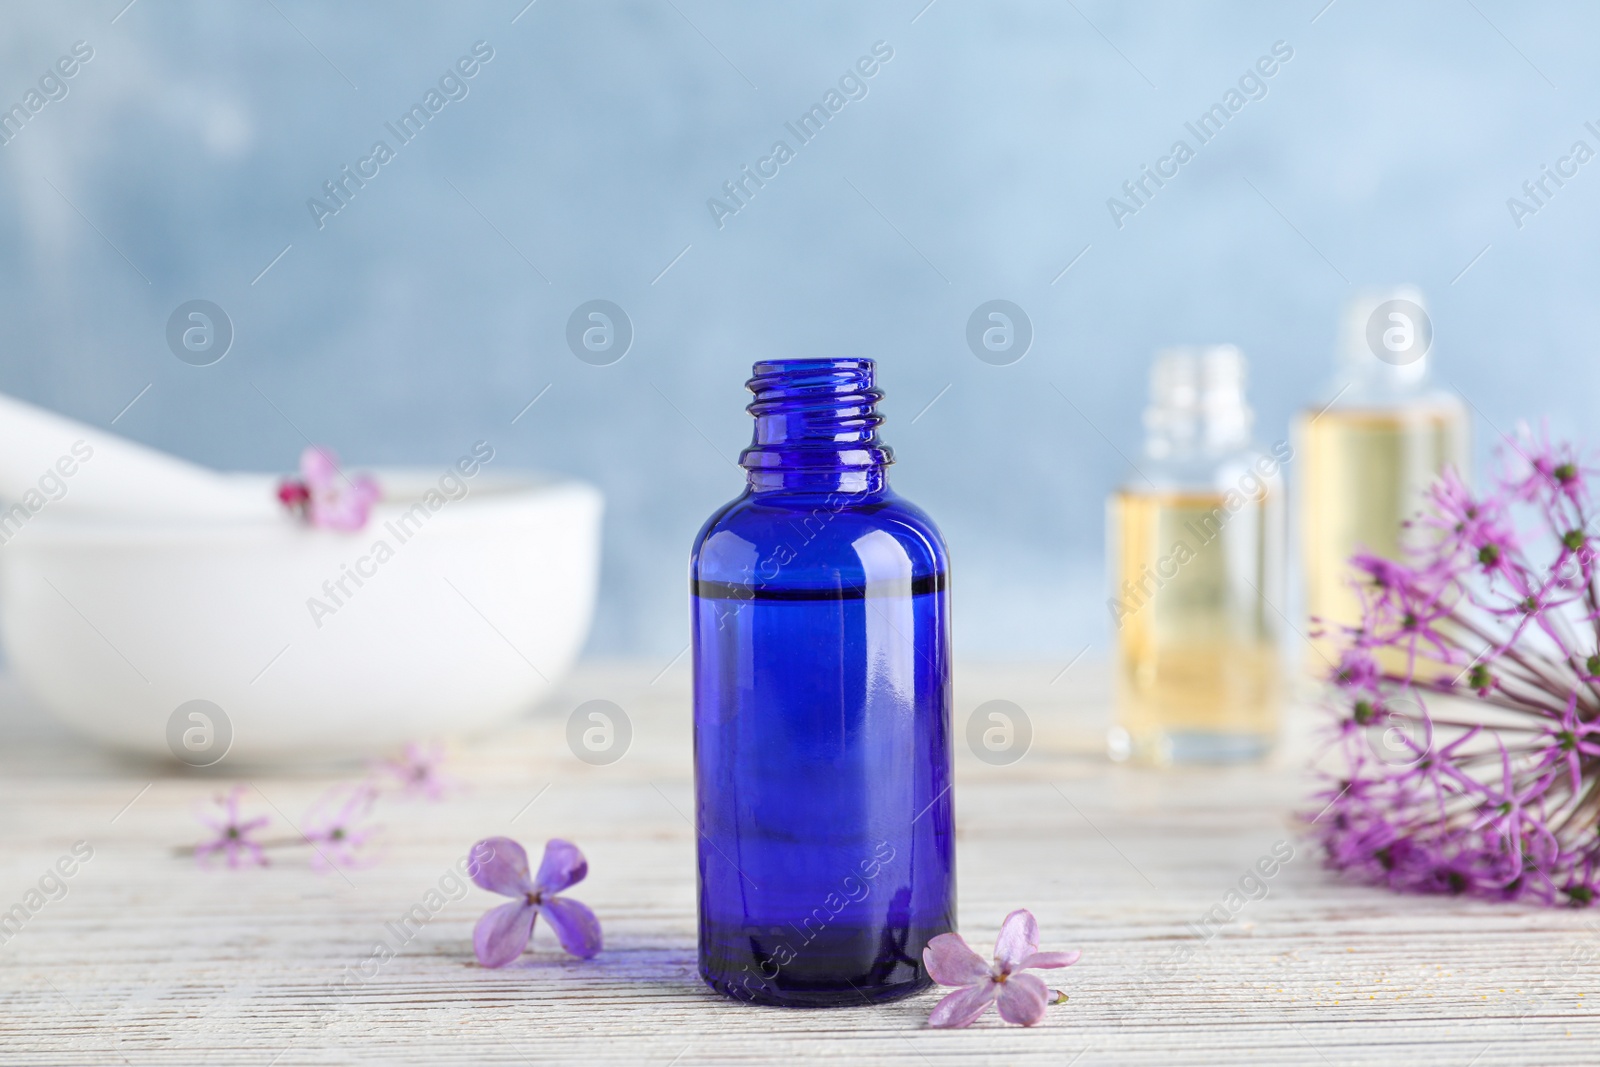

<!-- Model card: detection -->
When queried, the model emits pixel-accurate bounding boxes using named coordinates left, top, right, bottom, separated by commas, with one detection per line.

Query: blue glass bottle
left=691, top=358, right=955, bottom=1007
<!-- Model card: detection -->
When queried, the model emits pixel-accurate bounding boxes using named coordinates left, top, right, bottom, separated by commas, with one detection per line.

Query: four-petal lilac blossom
left=194, top=786, right=271, bottom=869
left=470, top=837, right=601, bottom=967
left=922, top=910, right=1080, bottom=1028
left=277, top=446, right=381, bottom=531
left=302, top=783, right=381, bottom=872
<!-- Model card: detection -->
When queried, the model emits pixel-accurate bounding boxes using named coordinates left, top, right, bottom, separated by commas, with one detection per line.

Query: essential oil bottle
left=1297, top=287, right=1468, bottom=670
left=690, top=358, right=955, bottom=1007
left=1107, top=346, right=1286, bottom=765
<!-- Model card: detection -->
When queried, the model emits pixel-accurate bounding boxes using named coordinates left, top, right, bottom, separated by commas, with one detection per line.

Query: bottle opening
left=741, top=359, right=893, bottom=490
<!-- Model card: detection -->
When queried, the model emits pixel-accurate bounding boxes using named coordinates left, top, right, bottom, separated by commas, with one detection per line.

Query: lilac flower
left=277, top=446, right=380, bottom=531
left=302, top=783, right=380, bottom=872
left=194, top=786, right=271, bottom=869
left=1310, top=433, right=1600, bottom=907
left=922, top=910, right=1080, bottom=1028
left=469, top=837, right=601, bottom=966
left=373, top=741, right=457, bottom=801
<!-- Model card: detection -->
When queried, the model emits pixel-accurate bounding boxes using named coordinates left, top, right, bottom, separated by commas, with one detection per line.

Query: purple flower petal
left=540, top=895, right=603, bottom=959
left=922, top=932, right=991, bottom=987
left=533, top=838, right=588, bottom=894
left=291, top=445, right=381, bottom=531
left=1020, top=950, right=1081, bottom=970
left=469, top=836, right=534, bottom=897
left=300, top=446, right=341, bottom=489
left=992, top=909, right=1039, bottom=968
left=926, top=982, right=999, bottom=1029
left=310, top=475, right=380, bottom=531
left=473, top=901, right=538, bottom=968
left=995, top=972, right=1049, bottom=1026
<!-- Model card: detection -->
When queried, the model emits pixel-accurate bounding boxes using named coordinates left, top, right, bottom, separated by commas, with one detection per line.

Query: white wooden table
left=2, top=661, right=1596, bottom=1065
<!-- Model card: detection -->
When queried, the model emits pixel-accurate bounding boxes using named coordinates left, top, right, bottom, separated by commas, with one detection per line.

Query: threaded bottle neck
left=740, top=359, right=893, bottom=492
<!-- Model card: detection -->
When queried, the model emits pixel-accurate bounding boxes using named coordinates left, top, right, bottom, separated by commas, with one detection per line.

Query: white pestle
left=0, top=392, right=281, bottom=519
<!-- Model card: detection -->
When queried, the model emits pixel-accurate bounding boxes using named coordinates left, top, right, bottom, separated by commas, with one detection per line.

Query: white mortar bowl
left=0, top=470, right=602, bottom=764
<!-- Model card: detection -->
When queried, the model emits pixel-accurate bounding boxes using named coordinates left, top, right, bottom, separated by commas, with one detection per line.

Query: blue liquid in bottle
left=691, top=359, right=955, bottom=1007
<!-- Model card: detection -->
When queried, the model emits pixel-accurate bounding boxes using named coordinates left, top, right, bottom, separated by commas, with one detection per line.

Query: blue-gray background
left=2, top=0, right=1595, bottom=662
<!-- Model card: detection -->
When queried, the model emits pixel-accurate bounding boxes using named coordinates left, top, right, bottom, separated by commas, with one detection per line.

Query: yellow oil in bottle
left=1297, top=403, right=1467, bottom=674
left=1110, top=487, right=1282, bottom=764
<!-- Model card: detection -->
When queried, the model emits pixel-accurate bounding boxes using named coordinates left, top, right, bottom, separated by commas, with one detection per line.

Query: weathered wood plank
left=0, top=664, right=1596, bottom=1066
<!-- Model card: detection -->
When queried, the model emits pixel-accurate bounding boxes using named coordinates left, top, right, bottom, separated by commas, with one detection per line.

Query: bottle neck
left=740, top=359, right=893, bottom=494
left=1143, top=345, right=1252, bottom=462
left=1330, top=286, right=1435, bottom=403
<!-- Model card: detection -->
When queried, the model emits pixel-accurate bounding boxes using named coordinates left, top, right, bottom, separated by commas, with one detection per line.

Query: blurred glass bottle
left=1108, top=346, right=1286, bottom=765
left=1296, top=288, right=1468, bottom=671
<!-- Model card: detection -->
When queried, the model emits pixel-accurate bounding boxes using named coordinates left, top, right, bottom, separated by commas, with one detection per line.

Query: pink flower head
left=194, top=786, right=271, bottom=869
left=469, top=837, right=601, bottom=967
left=302, top=783, right=380, bottom=872
left=277, top=446, right=380, bottom=531
left=374, top=741, right=457, bottom=801
left=922, top=910, right=1080, bottom=1028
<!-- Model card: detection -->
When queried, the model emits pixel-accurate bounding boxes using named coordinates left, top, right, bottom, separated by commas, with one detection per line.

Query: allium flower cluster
left=1310, top=425, right=1600, bottom=906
